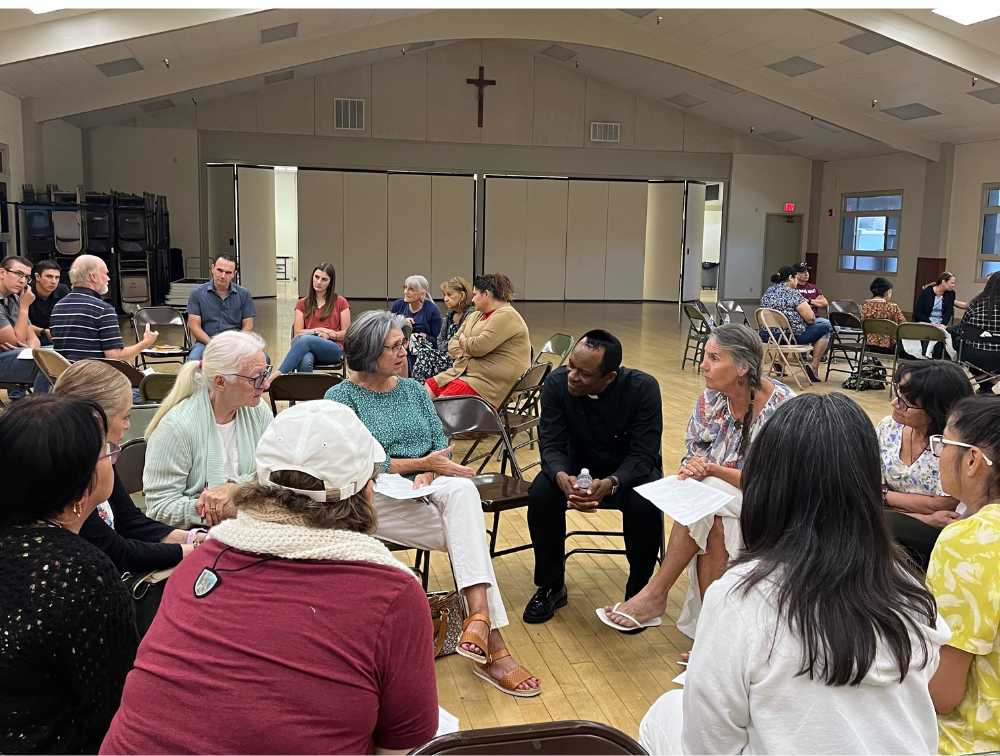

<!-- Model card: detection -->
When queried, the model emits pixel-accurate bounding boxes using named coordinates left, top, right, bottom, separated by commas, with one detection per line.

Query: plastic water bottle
left=575, top=468, right=593, bottom=493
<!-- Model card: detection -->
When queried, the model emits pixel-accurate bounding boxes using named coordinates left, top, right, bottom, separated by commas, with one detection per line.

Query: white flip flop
left=595, top=602, right=663, bottom=633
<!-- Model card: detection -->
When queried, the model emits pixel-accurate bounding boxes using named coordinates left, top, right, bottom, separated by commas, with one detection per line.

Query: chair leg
left=489, top=511, right=501, bottom=558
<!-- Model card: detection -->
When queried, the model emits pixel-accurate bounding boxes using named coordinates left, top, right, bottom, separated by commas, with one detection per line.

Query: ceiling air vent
left=882, top=102, right=942, bottom=120
left=335, top=98, right=365, bottom=131
left=766, top=56, right=824, bottom=77
left=665, top=92, right=707, bottom=108
left=260, top=22, right=298, bottom=44
left=840, top=31, right=897, bottom=54
left=541, top=44, right=577, bottom=62
left=590, top=121, right=621, bottom=144
left=139, top=99, right=174, bottom=113
left=620, top=9, right=655, bottom=18
left=96, top=57, right=144, bottom=77
left=969, top=86, right=1000, bottom=105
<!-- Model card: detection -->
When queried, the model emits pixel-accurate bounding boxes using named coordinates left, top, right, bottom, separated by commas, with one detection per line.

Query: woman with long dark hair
left=927, top=395, right=1000, bottom=754
left=640, top=393, right=948, bottom=754
left=276, top=262, right=351, bottom=375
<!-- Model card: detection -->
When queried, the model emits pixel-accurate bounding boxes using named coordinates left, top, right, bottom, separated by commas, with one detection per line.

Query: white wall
left=85, top=125, right=200, bottom=265
left=816, top=152, right=928, bottom=307
left=703, top=206, right=722, bottom=264
left=725, top=154, right=812, bottom=299
left=41, top=119, right=83, bottom=189
left=642, top=182, right=684, bottom=301
left=235, top=166, right=276, bottom=298
left=0, top=89, right=25, bottom=252
left=273, top=168, right=298, bottom=277
left=945, top=138, right=1000, bottom=298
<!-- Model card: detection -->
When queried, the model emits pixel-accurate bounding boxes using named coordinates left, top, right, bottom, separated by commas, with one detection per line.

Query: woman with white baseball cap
left=102, top=401, right=439, bottom=756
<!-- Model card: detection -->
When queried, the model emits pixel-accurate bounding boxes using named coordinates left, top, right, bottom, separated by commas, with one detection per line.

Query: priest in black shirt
left=523, top=329, right=663, bottom=624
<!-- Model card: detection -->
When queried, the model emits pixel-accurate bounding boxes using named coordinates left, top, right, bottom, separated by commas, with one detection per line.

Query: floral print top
left=876, top=416, right=945, bottom=496
left=926, top=502, right=1000, bottom=754
left=760, top=284, right=807, bottom=334
left=682, top=381, right=795, bottom=469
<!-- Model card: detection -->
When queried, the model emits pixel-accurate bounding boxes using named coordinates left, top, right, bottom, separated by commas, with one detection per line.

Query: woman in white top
left=143, top=331, right=273, bottom=528
left=640, top=393, right=949, bottom=755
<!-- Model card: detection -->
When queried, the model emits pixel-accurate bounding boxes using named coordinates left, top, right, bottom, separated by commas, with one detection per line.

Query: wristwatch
left=608, top=475, right=620, bottom=496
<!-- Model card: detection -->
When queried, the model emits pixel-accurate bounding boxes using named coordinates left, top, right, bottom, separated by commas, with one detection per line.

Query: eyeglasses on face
left=383, top=340, right=407, bottom=354
left=103, top=442, right=122, bottom=465
left=226, top=364, right=273, bottom=391
left=3, top=269, right=30, bottom=281
left=929, top=434, right=994, bottom=466
left=890, top=382, right=920, bottom=411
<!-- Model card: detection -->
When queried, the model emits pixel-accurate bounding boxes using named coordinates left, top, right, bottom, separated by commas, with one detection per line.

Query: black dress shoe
left=522, top=585, right=568, bottom=624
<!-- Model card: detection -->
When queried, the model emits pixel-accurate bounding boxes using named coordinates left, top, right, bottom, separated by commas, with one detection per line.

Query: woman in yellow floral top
left=927, top=395, right=1000, bottom=754
left=861, top=277, right=905, bottom=351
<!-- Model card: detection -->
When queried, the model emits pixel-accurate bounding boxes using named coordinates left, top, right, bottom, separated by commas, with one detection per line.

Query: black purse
left=121, top=568, right=174, bottom=638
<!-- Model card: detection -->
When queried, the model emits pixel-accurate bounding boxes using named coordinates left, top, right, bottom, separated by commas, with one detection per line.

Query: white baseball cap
left=255, top=401, right=386, bottom=502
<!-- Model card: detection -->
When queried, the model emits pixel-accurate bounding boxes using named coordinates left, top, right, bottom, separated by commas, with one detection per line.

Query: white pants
left=374, top=476, right=509, bottom=629
left=640, top=690, right=684, bottom=755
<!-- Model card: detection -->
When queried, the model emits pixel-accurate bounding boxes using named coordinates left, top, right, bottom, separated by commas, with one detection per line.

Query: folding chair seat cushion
left=52, top=210, right=83, bottom=256
left=474, top=473, right=532, bottom=513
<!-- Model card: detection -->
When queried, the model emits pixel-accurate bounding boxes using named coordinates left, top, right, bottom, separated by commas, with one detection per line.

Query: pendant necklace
left=194, top=546, right=276, bottom=598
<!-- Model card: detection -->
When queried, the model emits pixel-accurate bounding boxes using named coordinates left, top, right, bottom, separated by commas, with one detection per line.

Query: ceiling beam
left=0, top=9, right=263, bottom=67
left=29, top=8, right=940, bottom=160
left=820, top=10, right=1000, bottom=86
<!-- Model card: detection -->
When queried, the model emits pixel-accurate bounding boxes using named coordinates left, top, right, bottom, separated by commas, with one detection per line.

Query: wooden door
left=913, top=257, right=947, bottom=313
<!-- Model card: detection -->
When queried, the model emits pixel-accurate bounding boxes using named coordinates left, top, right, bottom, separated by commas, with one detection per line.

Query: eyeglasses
left=890, top=383, right=920, bottom=411
left=929, top=434, right=994, bottom=466
left=103, top=442, right=122, bottom=464
left=2, top=269, right=30, bottom=281
left=226, top=365, right=273, bottom=391
left=383, top=340, right=407, bottom=354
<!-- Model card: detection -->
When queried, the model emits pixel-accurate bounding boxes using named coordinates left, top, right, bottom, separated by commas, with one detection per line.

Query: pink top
left=296, top=294, right=350, bottom=331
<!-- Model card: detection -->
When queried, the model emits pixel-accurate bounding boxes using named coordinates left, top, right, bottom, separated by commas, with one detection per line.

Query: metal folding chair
left=716, top=300, right=750, bottom=327
left=32, top=348, right=71, bottom=389
left=132, top=306, right=191, bottom=368
left=115, top=439, right=147, bottom=495
left=755, top=308, right=813, bottom=389
left=830, top=299, right=862, bottom=319
left=139, top=373, right=176, bottom=403
left=89, top=357, right=146, bottom=388
left=267, top=373, right=343, bottom=414
left=411, top=720, right=648, bottom=755
left=681, top=303, right=713, bottom=371
left=533, top=333, right=574, bottom=369
left=825, top=311, right=864, bottom=381
left=852, top=318, right=899, bottom=391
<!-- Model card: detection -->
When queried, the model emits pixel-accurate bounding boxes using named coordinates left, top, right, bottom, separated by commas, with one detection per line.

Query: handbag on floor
left=122, top=567, right=175, bottom=638
left=428, top=589, right=465, bottom=658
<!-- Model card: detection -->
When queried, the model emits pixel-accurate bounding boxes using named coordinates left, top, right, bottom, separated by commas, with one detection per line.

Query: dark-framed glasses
left=3, top=268, right=30, bottom=281
left=383, top=340, right=407, bottom=354
left=227, top=364, right=273, bottom=391
left=103, top=442, right=122, bottom=464
left=890, top=382, right=919, bottom=411
left=929, top=434, right=994, bottom=466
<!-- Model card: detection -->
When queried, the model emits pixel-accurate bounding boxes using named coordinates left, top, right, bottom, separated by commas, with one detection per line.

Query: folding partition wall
left=235, top=166, right=277, bottom=298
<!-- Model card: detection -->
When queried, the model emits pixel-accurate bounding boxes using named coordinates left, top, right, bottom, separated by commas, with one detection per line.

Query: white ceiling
left=1, top=8, right=999, bottom=162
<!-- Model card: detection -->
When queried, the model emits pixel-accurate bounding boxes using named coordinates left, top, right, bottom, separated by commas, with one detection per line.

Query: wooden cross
left=466, top=65, right=496, bottom=128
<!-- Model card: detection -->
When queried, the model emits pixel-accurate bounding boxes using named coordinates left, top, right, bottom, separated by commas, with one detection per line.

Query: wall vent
left=335, top=98, right=366, bottom=131
left=590, top=121, right=621, bottom=143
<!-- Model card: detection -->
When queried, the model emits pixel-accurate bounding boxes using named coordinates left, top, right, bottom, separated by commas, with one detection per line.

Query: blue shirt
left=187, top=282, right=255, bottom=338
left=50, top=287, right=124, bottom=361
left=390, top=298, right=443, bottom=341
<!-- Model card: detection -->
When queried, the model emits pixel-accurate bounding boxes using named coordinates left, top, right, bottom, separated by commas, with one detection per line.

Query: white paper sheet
left=436, top=706, right=460, bottom=736
left=374, top=473, right=445, bottom=500
left=672, top=670, right=687, bottom=686
left=16, top=348, right=35, bottom=360
left=634, top=475, right=738, bottom=526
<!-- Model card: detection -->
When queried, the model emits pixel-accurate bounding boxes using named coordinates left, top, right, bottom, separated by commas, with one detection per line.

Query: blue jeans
left=278, top=335, right=343, bottom=374
left=0, top=349, right=41, bottom=398
left=796, top=318, right=832, bottom=346
left=186, top=342, right=206, bottom=362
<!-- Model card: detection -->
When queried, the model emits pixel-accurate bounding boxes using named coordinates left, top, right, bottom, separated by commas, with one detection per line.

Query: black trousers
left=886, top=510, right=940, bottom=571
left=526, top=470, right=663, bottom=599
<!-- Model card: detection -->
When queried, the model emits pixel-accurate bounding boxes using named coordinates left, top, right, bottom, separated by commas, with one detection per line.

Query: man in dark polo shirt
left=186, top=254, right=256, bottom=362
left=29, top=259, right=69, bottom=345
left=522, top=329, right=663, bottom=624
left=50, top=255, right=158, bottom=366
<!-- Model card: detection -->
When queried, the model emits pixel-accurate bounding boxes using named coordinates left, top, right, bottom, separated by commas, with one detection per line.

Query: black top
left=79, top=472, right=183, bottom=574
left=28, top=283, right=70, bottom=331
left=0, top=525, right=138, bottom=754
left=538, top=366, right=663, bottom=488
left=913, top=285, right=955, bottom=325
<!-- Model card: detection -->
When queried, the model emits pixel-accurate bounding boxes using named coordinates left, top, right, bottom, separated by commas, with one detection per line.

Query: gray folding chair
left=132, top=306, right=191, bottom=368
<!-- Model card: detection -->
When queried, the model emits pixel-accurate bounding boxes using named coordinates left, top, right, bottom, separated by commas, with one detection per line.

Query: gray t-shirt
left=0, top=293, right=20, bottom=331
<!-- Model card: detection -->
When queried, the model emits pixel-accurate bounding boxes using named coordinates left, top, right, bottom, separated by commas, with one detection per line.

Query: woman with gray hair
left=326, top=310, right=540, bottom=698
left=390, top=274, right=443, bottom=373
left=598, top=324, right=794, bottom=636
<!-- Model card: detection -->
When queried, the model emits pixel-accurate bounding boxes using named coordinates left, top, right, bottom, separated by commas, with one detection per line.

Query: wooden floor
left=253, top=284, right=892, bottom=738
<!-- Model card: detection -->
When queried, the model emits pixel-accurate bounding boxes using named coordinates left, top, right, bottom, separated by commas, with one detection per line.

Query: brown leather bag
left=427, top=590, right=465, bottom=658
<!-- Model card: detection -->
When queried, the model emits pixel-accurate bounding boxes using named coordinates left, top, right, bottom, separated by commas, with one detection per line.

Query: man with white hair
left=49, top=254, right=158, bottom=364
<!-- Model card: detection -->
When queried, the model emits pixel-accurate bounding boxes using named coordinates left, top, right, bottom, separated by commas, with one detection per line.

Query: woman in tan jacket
left=426, top=273, right=530, bottom=407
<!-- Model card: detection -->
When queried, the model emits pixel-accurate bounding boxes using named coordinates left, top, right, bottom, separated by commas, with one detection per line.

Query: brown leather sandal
left=472, top=649, right=541, bottom=698
left=456, top=612, right=490, bottom=664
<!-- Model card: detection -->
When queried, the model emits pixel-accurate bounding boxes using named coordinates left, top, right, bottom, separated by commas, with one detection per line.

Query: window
left=838, top=191, right=902, bottom=273
left=979, top=183, right=1000, bottom=280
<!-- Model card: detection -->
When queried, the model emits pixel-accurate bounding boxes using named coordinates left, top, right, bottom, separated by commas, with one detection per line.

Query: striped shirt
left=50, top=287, right=124, bottom=362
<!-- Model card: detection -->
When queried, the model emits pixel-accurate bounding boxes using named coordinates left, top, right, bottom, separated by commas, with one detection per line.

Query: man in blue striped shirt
left=50, top=255, right=158, bottom=364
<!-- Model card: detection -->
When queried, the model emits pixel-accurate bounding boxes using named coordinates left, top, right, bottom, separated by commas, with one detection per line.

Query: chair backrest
left=500, top=362, right=551, bottom=415
left=830, top=311, right=863, bottom=331
left=683, top=303, right=711, bottom=331
left=124, top=403, right=159, bottom=444
left=410, top=720, right=647, bottom=755
left=755, top=306, right=790, bottom=333
left=133, top=306, right=190, bottom=349
left=830, top=299, right=862, bottom=318
left=534, top=333, right=574, bottom=367
left=267, top=373, right=342, bottom=413
left=139, top=372, right=176, bottom=403
left=433, top=395, right=523, bottom=477
left=115, top=439, right=147, bottom=495
left=32, top=348, right=71, bottom=385
left=861, top=318, right=899, bottom=339
left=89, top=357, right=146, bottom=388
left=896, top=322, right=946, bottom=343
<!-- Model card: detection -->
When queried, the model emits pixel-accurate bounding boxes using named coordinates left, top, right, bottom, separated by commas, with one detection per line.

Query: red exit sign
left=783, top=202, right=797, bottom=213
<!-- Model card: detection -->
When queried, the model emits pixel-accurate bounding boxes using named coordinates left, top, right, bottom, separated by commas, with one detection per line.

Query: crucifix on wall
left=466, top=65, right=496, bottom=128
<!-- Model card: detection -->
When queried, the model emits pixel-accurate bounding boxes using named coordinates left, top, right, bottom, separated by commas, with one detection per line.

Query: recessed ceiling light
left=932, top=8, right=1000, bottom=25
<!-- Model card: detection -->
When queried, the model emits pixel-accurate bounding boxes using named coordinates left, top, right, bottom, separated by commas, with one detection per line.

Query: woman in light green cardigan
left=143, top=331, right=273, bottom=528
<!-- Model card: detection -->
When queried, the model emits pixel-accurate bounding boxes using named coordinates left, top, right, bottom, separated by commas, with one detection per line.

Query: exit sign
left=783, top=202, right=797, bottom=213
